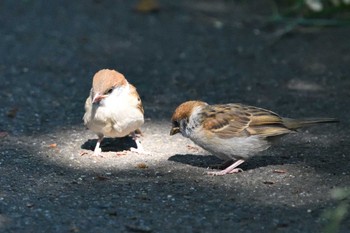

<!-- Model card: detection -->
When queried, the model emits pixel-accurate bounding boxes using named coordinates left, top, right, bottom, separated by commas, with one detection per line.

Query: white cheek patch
left=112, top=85, right=128, bottom=97
left=183, top=106, right=203, bottom=138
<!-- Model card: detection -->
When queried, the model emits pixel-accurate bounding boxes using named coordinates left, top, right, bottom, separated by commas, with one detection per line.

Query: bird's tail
left=282, top=117, right=339, bottom=130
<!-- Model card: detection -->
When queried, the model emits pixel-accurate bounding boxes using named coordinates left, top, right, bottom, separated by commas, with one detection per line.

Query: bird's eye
left=105, top=88, right=113, bottom=94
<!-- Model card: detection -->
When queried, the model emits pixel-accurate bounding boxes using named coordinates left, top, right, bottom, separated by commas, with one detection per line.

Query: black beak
left=170, top=127, right=180, bottom=135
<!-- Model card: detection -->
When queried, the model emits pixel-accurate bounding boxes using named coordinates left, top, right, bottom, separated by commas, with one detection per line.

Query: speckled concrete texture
left=0, top=1, right=349, bottom=232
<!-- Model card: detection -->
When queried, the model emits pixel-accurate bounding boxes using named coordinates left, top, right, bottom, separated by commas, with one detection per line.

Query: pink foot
left=207, top=159, right=245, bottom=176
left=208, top=168, right=243, bottom=176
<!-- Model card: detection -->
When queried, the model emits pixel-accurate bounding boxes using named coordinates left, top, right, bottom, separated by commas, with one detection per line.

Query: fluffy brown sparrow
left=83, top=69, right=144, bottom=156
left=170, top=100, right=338, bottom=175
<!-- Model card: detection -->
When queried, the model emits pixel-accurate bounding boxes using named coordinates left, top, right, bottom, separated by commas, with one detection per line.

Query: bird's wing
left=201, top=103, right=292, bottom=139
left=129, top=84, right=144, bottom=114
left=83, top=94, right=93, bottom=125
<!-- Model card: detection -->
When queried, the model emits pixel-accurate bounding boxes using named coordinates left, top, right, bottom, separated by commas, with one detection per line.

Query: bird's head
left=91, top=69, right=128, bottom=104
left=170, top=100, right=207, bottom=136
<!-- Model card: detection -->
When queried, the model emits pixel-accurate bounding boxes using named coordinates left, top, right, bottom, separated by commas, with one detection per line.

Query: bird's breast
left=84, top=96, right=144, bottom=137
left=189, top=128, right=271, bottom=160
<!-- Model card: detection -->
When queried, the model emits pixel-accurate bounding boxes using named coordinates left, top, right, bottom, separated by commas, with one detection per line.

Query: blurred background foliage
left=270, top=0, right=350, bottom=26
left=323, top=188, right=350, bottom=233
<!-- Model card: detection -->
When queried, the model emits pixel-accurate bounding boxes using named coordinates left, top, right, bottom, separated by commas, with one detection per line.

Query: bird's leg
left=130, top=131, right=147, bottom=154
left=209, top=159, right=234, bottom=170
left=207, top=159, right=245, bottom=176
left=93, top=134, right=104, bottom=156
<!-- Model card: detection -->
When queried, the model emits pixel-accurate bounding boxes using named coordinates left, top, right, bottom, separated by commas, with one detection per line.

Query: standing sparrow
left=170, top=100, right=338, bottom=175
left=83, top=69, right=144, bottom=156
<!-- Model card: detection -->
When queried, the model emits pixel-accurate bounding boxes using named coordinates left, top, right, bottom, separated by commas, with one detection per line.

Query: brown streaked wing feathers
left=201, top=104, right=292, bottom=138
left=129, top=84, right=144, bottom=114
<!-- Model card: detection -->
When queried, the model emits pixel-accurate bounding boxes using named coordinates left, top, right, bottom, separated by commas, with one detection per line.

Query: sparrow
left=170, top=100, right=338, bottom=176
left=83, top=69, right=144, bottom=156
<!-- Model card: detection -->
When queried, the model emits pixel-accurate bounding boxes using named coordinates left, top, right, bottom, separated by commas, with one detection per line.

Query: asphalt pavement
left=0, top=1, right=349, bottom=232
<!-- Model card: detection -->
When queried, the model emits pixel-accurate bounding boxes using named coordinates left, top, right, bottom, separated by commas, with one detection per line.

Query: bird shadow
left=81, top=137, right=137, bottom=152
left=168, top=153, right=292, bottom=171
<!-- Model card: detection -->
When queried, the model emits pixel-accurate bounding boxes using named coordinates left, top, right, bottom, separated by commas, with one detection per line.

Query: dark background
left=0, top=0, right=349, bottom=232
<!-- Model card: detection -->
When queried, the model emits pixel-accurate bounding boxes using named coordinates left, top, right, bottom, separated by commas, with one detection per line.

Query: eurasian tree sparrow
left=170, top=100, right=338, bottom=175
left=83, top=69, right=144, bottom=156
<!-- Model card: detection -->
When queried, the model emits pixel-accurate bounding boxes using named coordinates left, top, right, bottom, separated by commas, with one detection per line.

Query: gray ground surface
left=1, top=0, right=350, bottom=232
